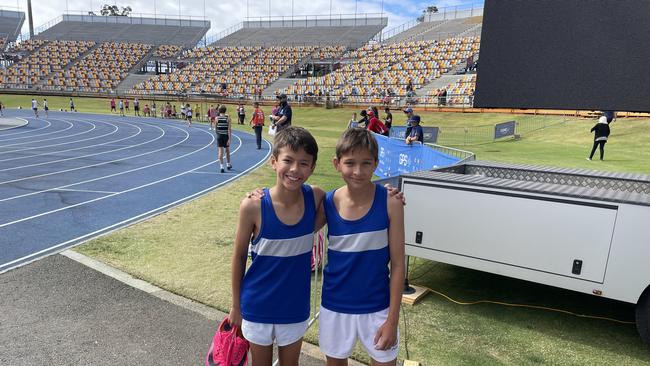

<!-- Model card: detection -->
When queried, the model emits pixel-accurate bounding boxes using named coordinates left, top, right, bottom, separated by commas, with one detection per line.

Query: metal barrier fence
left=435, top=116, right=567, bottom=146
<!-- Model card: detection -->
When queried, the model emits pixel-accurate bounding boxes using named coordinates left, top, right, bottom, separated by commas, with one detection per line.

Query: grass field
left=3, top=94, right=650, bottom=365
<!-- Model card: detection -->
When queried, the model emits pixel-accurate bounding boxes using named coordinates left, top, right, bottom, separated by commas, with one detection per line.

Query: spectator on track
left=215, top=105, right=232, bottom=173
left=186, top=104, right=193, bottom=127
left=208, top=104, right=217, bottom=131
left=31, top=98, right=39, bottom=118
left=43, top=98, right=49, bottom=118
left=110, top=98, right=116, bottom=113
left=134, top=98, right=140, bottom=116
left=118, top=99, right=125, bottom=116
left=69, top=98, right=76, bottom=112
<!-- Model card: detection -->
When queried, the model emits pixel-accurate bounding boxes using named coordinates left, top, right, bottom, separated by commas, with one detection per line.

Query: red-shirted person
left=366, top=109, right=389, bottom=136
left=249, top=102, right=265, bottom=149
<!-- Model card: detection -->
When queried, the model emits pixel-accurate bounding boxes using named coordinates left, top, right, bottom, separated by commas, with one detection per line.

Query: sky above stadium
left=2, top=0, right=482, bottom=40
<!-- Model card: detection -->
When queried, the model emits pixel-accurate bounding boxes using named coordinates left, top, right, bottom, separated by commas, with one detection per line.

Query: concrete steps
left=262, top=77, right=297, bottom=97
left=116, top=73, right=155, bottom=94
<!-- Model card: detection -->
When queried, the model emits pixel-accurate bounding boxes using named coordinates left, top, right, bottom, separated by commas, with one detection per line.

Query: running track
left=0, top=110, right=271, bottom=273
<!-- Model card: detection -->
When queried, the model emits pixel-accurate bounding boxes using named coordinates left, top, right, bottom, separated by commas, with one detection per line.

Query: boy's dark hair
left=218, top=105, right=227, bottom=113
left=273, top=126, right=318, bottom=165
left=336, top=128, right=378, bottom=161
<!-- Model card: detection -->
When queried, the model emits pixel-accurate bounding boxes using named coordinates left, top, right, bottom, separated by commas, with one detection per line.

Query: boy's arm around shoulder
left=374, top=194, right=406, bottom=350
left=311, top=185, right=327, bottom=231
left=229, top=196, right=260, bottom=327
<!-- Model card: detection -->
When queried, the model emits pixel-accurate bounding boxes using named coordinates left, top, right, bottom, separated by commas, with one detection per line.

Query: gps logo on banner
left=494, top=120, right=516, bottom=139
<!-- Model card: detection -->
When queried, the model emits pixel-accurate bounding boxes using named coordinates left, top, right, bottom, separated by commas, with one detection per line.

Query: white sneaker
left=586, top=157, right=591, bottom=161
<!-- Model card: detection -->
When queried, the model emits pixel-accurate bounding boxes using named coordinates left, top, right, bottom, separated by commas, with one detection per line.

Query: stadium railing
left=380, top=2, right=483, bottom=41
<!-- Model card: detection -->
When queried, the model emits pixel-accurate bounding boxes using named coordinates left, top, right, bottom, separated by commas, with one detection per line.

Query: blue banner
left=494, top=120, right=516, bottom=139
left=373, top=134, right=460, bottom=178
left=389, top=126, right=439, bottom=143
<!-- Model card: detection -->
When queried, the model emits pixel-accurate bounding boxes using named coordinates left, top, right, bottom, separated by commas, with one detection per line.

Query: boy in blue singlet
left=320, top=128, right=405, bottom=366
left=230, top=126, right=326, bottom=366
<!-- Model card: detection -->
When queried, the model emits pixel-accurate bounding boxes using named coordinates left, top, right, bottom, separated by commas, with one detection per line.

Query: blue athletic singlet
left=240, top=185, right=315, bottom=324
left=322, top=184, right=390, bottom=314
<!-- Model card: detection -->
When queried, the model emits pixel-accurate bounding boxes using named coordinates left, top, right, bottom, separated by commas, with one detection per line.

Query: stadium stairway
left=263, top=78, right=297, bottom=98
left=116, top=73, right=155, bottom=95
left=417, top=74, right=466, bottom=96
left=129, top=46, right=156, bottom=74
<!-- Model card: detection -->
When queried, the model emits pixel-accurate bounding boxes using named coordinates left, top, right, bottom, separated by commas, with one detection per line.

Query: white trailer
left=400, top=161, right=650, bottom=344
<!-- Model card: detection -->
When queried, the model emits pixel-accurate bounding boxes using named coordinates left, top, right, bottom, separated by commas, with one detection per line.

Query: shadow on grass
left=408, top=260, right=650, bottom=362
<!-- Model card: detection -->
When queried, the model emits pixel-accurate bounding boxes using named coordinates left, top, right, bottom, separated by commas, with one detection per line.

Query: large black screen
left=474, top=0, right=650, bottom=112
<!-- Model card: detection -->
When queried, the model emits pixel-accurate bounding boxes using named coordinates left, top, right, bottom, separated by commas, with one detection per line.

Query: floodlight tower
left=27, top=0, right=34, bottom=38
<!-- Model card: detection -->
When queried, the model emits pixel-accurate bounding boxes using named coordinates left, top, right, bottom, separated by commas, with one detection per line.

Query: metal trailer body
left=400, top=161, right=650, bottom=342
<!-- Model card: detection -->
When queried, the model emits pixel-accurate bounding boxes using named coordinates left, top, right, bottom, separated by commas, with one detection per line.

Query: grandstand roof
left=34, top=14, right=209, bottom=48
left=211, top=15, right=387, bottom=48
left=0, top=9, right=25, bottom=44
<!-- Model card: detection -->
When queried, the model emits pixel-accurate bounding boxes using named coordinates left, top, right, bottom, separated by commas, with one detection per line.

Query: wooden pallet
left=401, top=285, right=429, bottom=305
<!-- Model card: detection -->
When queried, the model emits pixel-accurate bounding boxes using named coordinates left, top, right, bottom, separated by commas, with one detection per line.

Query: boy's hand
left=385, top=183, right=406, bottom=205
left=228, top=307, right=242, bottom=328
left=245, top=188, right=265, bottom=199
left=373, top=320, right=398, bottom=351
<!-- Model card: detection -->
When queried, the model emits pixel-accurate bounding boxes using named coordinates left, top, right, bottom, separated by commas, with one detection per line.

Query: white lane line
left=0, top=123, right=180, bottom=187
left=0, top=118, right=51, bottom=138
left=53, top=188, right=118, bottom=194
left=0, top=118, right=79, bottom=145
left=0, top=130, right=228, bottom=227
left=0, top=119, right=120, bottom=156
left=0, top=120, right=141, bottom=164
left=0, top=122, right=168, bottom=172
left=0, top=135, right=269, bottom=274
left=0, top=124, right=217, bottom=202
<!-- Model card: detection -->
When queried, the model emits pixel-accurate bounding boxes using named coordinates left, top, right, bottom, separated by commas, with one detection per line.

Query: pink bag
left=205, top=317, right=249, bottom=366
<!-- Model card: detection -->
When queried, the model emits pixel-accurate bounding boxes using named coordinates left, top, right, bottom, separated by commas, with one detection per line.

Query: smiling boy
left=320, top=128, right=405, bottom=366
left=230, top=127, right=326, bottom=366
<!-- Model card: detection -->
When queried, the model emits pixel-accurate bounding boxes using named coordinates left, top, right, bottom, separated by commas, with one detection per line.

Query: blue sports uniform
left=240, top=185, right=316, bottom=323
left=322, top=184, right=390, bottom=314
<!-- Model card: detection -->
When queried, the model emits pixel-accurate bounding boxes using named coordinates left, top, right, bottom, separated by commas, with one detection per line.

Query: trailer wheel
left=636, top=287, right=650, bottom=346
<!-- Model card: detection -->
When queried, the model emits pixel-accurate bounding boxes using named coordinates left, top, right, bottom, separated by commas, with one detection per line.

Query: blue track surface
left=0, top=110, right=271, bottom=273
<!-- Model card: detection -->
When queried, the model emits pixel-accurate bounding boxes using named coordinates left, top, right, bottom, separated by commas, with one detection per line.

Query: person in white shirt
left=31, top=99, right=39, bottom=118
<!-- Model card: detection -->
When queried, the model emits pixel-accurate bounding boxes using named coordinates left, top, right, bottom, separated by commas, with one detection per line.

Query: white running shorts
left=319, top=307, right=399, bottom=363
left=241, top=319, right=309, bottom=347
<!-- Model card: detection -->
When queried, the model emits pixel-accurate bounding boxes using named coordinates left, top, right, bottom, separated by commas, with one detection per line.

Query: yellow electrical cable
left=413, top=284, right=636, bottom=325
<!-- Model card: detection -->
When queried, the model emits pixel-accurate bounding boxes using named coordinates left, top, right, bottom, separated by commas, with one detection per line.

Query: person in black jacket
left=587, top=116, right=610, bottom=161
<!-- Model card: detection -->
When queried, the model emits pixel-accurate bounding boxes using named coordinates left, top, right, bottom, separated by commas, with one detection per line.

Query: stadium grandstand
left=0, top=8, right=25, bottom=51
left=33, top=14, right=209, bottom=48
left=1, top=5, right=482, bottom=108
left=211, top=15, right=387, bottom=49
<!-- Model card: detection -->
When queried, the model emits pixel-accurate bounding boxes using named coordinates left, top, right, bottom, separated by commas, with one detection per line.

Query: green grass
left=5, top=93, right=649, bottom=364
